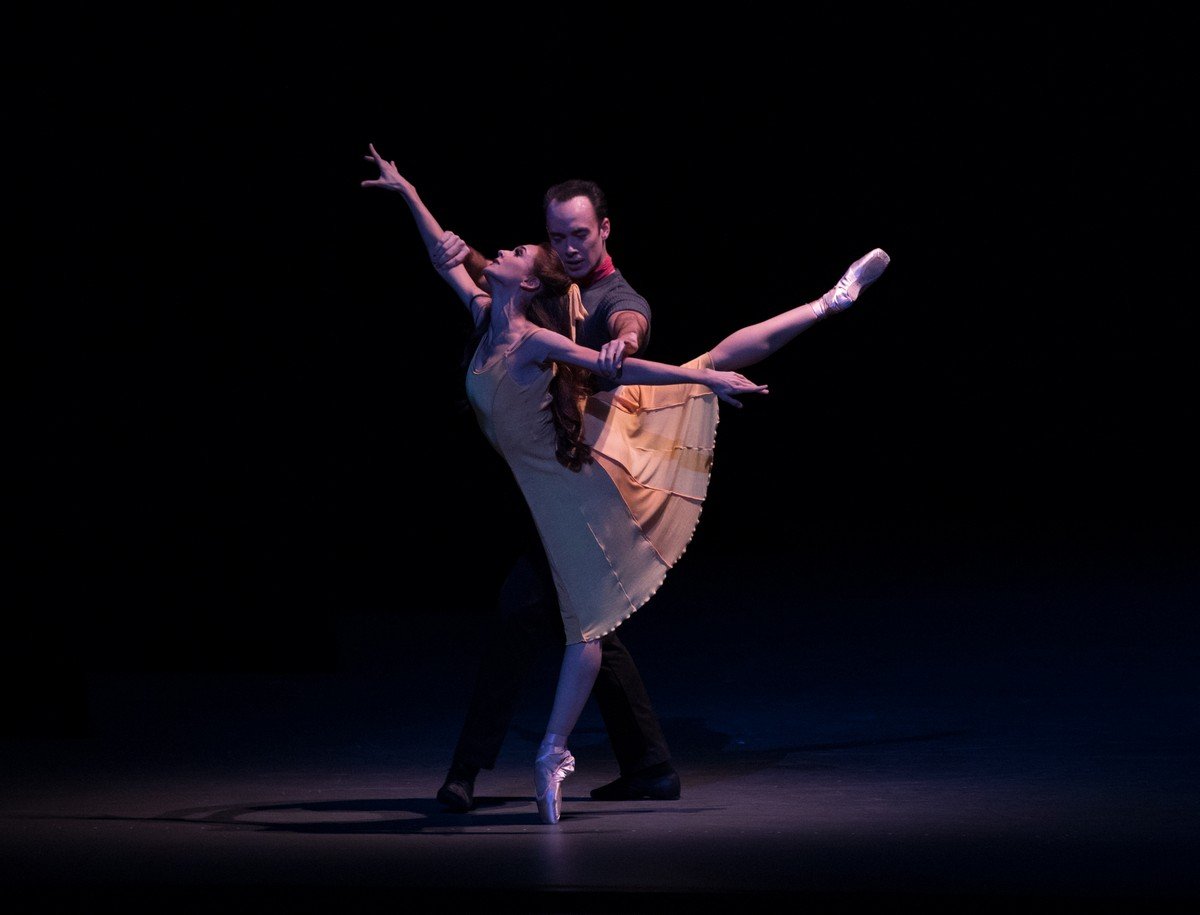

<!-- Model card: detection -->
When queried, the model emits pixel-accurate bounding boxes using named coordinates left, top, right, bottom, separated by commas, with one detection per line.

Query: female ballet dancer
left=362, top=144, right=890, bottom=823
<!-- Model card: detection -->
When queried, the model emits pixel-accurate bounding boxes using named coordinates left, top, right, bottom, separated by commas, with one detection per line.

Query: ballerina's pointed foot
left=825, top=247, right=891, bottom=314
left=534, top=747, right=576, bottom=824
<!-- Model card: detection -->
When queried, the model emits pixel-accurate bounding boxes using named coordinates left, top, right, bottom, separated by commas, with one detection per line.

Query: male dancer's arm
left=598, top=310, right=649, bottom=378
left=432, top=233, right=493, bottom=292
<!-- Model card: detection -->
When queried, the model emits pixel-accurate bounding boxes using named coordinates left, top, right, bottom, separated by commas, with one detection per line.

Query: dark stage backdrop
left=11, top=10, right=1195, bottom=729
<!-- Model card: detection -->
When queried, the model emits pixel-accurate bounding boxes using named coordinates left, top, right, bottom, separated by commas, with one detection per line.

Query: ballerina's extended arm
left=360, top=143, right=491, bottom=326
left=521, top=244, right=891, bottom=403
left=522, top=329, right=768, bottom=409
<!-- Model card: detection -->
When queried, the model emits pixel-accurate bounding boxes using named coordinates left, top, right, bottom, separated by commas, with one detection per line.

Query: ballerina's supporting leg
left=709, top=248, right=890, bottom=371
left=535, top=639, right=602, bottom=824
left=546, top=640, right=602, bottom=738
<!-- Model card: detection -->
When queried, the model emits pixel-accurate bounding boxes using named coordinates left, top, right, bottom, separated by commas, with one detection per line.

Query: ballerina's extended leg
left=812, top=247, right=891, bottom=319
left=709, top=248, right=890, bottom=371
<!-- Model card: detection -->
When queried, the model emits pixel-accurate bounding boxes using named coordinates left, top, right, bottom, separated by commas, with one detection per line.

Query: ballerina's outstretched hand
left=705, top=371, right=768, bottom=408
left=360, top=142, right=415, bottom=196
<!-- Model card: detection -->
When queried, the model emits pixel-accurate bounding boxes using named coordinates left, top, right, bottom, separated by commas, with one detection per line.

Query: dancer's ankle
left=538, top=732, right=570, bottom=756
left=447, top=760, right=479, bottom=782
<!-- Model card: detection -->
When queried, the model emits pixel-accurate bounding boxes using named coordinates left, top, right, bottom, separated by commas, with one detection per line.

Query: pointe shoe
left=534, top=747, right=576, bottom=824
left=822, top=247, right=891, bottom=316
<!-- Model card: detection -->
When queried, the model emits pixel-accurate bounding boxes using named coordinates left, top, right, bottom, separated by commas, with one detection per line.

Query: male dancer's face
left=546, top=196, right=611, bottom=280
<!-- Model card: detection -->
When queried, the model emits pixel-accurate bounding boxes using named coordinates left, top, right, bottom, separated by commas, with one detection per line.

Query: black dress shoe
left=436, top=764, right=478, bottom=812
left=590, top=766, right=681, bottom=801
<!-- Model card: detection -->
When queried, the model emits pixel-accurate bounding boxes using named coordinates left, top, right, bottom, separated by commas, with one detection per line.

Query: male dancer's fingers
left=610, top=340, right=626, bottom=368
left=440, top=234, right=467, bottom=258
left=434, top=235, right=464, bottom=268
left=600, top=342, right=622, bottom=376
left=435, top=250, right=463, bottom=269
left=594, top=352, right=616, bottom=379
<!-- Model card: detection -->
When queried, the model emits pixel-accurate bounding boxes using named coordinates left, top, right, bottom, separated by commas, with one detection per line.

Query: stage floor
left=3, top=563, right=1197, bottom=911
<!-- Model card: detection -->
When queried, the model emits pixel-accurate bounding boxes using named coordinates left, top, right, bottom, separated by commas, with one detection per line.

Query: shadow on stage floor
left=3, top=546, right=1198, bottom=912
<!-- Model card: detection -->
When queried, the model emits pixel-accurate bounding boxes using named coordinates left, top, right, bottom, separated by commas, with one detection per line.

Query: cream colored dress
left=465, top=324, right=720, bottom=643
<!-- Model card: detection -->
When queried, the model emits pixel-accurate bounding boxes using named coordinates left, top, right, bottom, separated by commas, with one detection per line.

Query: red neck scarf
left=580, top=254, right=615, bottom=288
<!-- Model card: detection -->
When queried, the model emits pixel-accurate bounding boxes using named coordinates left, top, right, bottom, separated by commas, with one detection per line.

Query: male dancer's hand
left=596, top=336, right=635, bottom=379
left=597, top=312, right=648, bottom=378
left=430, top=231, right=470, bottom=272
left=430, top=230, right=492, bottom=290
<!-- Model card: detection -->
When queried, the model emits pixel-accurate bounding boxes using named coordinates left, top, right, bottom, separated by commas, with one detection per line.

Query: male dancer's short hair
left=543, top=179, right=609, bottom=222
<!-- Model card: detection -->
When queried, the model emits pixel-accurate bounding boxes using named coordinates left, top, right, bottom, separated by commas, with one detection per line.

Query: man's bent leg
left=590, top=632, right=681, bottom=800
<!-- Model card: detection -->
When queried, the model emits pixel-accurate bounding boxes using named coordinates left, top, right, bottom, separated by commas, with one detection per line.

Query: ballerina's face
left=482, top=244, right=543, bottom=290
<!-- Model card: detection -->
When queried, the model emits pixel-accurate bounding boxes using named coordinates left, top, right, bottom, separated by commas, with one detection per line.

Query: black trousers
left=451, top=538, right=672, bottom=775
